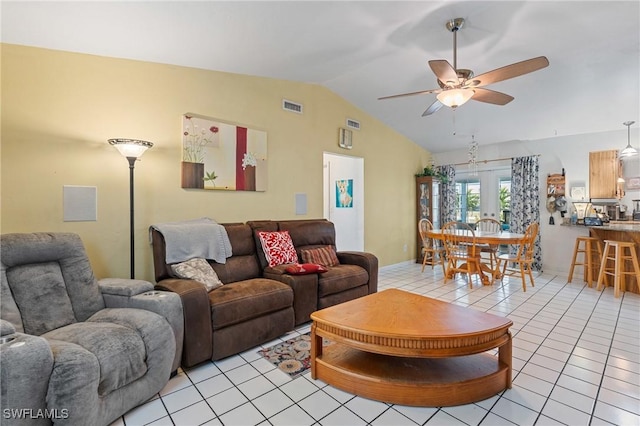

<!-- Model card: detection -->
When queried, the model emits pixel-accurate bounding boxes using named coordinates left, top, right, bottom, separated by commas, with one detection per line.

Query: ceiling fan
left=379, top=18, right=549, bottom=116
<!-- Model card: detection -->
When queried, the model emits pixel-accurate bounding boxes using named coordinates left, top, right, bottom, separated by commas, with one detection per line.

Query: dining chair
left=441, top=221, right=483, bottom=288
left=497, top=222, right=539, bottom=291
left=418, top=218, right=446, bottom=275
left=475, top=218, right=502, bottom=271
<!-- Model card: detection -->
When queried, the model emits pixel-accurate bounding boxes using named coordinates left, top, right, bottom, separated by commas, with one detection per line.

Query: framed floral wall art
left=181, top=113, right=267, bottom=191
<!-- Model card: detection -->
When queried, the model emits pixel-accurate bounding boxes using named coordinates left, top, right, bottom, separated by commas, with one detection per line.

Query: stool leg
left=568, top=239, right=580, bottom=283
left=614, top=245, right=621, bottom=298
left=630, top=247, right=640, bottom=286
left=585, top=240, right=593, bottom=287
left=595, top=241, right=607, bottom=288
left=596, top=242, right=610, bottom=291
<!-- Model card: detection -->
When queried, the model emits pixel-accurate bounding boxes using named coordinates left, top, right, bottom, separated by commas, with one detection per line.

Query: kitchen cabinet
left=416, top=176, right=441, bottom=261
left=589, top=150, right=623, bottom=199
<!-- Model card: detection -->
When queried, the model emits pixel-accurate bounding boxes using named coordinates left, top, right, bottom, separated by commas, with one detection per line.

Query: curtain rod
left=448, top=154, right=541, bottom=167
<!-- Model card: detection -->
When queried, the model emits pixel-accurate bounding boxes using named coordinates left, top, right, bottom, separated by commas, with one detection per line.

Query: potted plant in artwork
left=204, top=171, right=218, bottom=188
left=181, top=115, right=219, bottom=189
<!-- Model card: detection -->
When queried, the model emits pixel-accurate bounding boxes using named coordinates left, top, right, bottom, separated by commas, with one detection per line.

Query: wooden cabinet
left=589, top=150, right=623, bottom=199
left=416, top=176, right=441, bottom=261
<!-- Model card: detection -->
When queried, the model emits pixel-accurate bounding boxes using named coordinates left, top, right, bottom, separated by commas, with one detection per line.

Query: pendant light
left=620, top=121, right=638, bottom=158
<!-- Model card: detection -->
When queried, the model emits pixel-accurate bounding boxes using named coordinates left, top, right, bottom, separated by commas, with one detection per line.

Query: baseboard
left=379, top=260, right=417, bottom=272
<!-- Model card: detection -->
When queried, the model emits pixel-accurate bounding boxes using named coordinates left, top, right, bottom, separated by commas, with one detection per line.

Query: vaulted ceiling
left=2, top=1, right=638, bottom=153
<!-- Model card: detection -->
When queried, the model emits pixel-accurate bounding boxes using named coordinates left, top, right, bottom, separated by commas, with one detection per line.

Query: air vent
left=346, top=118, right=360, bottom=130
left=282, top=99, right=303, bottom=114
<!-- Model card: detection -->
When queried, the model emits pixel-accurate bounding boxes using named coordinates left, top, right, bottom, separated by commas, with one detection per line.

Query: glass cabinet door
left=416, top=176, right=441, bottom=262
left=419, top=182, right=430, bottom=220
left=432, top=181, right=440, bottom=229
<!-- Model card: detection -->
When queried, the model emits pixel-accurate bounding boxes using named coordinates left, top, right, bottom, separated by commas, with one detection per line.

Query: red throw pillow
left=284, top=263, right=328, bottom=275
left=258, top=231, right=299, bottom=267
left=300, top=246, right=340, bottom=267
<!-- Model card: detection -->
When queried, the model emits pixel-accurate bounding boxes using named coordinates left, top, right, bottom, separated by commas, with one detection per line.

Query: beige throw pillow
left=171, top=258, right=223, bottom=292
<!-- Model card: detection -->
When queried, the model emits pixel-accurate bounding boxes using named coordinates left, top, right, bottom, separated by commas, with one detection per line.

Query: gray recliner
left=0, top=232, right=184, bottom=426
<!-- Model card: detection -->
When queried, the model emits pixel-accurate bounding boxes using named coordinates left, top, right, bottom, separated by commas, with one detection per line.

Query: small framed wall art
left=627, top=177, right=640, bottom=190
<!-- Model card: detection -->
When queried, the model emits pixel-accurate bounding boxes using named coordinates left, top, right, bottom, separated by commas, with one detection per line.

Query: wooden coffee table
left=310, top=289, right=513, bottom=406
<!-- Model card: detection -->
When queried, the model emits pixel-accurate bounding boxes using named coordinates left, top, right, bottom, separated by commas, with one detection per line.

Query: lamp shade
left=108, top=138, right=153, bottom=158
left=437, top=88, right=474, bottom=108
left=620, top=145, right=638, bottom=158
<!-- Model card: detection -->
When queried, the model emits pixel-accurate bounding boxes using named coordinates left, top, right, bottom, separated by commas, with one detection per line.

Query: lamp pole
left=127, top=156, right=136, bottom=279
left=108, top=139, right=153, bottom=279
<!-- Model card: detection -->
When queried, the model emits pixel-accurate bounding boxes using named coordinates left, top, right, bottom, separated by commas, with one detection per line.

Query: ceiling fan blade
left=470, top=88, right=514, bottom=105
left=422, top=100, right=444, bottom=116
left=378, top=88, right=440, bottom=100
left=465, top=56, right=549, bottom=88
left=428, top=60, right=459, bottom=86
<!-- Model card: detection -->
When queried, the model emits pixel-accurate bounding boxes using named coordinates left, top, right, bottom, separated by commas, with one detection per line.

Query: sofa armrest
left=336, top=251, right=379, bottom=294
left=1, top=331, right=53, bottom=424
left=99, top=279, right=184, bottom=372
left=129, top=292, right=184, bottom=373
left=98, top=278, right=154, bottom=297
left=155, top=278, right=213, bottom=368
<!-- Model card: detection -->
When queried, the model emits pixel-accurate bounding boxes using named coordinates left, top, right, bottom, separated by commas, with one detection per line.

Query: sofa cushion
left=43, top=321, right=146, bottom=396
left=208, top=279, right=293, bottom=329
left=7, top=261, right=77, bottom=336
left=258, top=231, right=299, bottom=267
left=171, top=258, right=223, bottom=291
left=318, top=265, right=369, bottom=298
left=300, top=246, right=340, bottom=267
left=284, top=263, right=328, bottom=275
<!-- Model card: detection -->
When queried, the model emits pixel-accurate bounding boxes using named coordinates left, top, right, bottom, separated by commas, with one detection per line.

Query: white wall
left=434, top=128, right=640, bottom=275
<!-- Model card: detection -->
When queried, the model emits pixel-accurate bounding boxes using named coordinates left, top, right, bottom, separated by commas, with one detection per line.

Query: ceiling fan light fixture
left=437, top=88, right=474, bottom=108
left=620, top=120, right=638, bottom=158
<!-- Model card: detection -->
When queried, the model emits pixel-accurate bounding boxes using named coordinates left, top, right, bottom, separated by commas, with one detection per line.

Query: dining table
left=426, top=229, right=525, bottom=285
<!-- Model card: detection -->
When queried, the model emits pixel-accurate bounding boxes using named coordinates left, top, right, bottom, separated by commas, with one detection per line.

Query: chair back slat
left=418, top=219, right=435, bottom=249
left=475, top=218, right=502, bottom=233
left=442, top=222, right=480, bottom=258
left=441, top=221, right=484, bottom=288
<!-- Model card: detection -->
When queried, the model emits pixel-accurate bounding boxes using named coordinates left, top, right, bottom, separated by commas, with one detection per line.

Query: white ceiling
left=2, top=1, right=639, bottom=153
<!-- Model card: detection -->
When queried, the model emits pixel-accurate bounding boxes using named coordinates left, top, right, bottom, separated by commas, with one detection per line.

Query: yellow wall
left=1, top=44, right=431, bottom=281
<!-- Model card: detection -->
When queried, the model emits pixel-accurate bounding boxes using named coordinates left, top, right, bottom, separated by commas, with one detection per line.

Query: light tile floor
left=112, top=263, right=640, bottom=426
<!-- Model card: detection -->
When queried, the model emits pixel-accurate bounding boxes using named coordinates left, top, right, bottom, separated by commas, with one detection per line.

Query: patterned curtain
left=510, top=156, right=542, bottom=271
left=436, top=165, right=457, bottom=227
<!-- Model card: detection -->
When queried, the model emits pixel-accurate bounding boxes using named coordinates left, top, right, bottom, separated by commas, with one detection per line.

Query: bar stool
left=596, top=240, right=640, bottom=298
left=568, top=236, right=603, bottom=287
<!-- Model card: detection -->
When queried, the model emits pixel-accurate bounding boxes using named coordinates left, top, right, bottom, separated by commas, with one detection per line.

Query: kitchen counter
left=591, top=222, right=640, bottom=232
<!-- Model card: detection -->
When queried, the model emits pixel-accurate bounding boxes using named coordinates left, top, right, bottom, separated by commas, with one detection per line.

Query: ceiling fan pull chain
left=452, top=109, right=457, bottom=135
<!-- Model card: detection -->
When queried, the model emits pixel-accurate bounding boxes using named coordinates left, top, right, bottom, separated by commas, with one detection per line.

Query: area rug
left=257, top=332, right=332, bottom=379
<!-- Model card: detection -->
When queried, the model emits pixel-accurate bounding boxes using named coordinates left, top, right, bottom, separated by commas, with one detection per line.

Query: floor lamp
left=108, top=138, right=153, bottom=279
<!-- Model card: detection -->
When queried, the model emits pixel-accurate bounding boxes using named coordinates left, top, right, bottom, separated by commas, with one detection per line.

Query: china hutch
left=415, top=176, right=441, bottom=261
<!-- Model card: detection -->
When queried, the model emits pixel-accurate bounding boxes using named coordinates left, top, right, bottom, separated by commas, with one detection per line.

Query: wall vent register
left=282, top=99, right=303, bottom=114
left=346, top=119, right=361, bottom=130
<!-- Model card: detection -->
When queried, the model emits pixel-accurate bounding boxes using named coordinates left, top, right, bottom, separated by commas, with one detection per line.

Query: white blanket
left=150, top=217, right=233, bottom=264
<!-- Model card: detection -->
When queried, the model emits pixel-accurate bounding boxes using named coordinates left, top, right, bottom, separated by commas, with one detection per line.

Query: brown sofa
left=151, top=219, right=378, bottom=367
